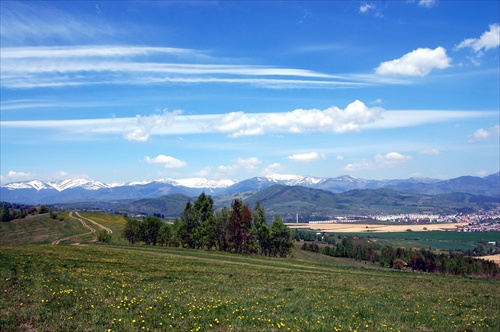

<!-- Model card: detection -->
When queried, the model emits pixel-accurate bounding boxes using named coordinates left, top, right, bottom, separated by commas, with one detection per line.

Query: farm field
left=289, top=222, right=500, bottom=251
left=1, top=244, right=499, bottom=332
left=287, top=222, right=470, bottom=233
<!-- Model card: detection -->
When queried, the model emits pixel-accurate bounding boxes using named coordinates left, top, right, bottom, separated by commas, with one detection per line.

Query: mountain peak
left=265, top=174, right=325, bottom=185
left=168, top=177, right=236, bottom=189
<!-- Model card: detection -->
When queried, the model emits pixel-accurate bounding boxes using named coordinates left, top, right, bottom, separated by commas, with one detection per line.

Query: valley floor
left=287, top=222, right=469, bottom=233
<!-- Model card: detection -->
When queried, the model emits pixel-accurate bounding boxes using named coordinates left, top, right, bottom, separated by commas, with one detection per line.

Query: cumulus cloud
left=194, top=167, right=212, bottom=178
left=262, top=163, right=283, bottom=176
left=375, top=47, right=451, bottom=76
left=374, top=152, right=413, bottom=167
left=2, top=108, right=495, bottom=143
left=0, top=170, right=87, bottom=184
left=344, top=160, right=373, bottom=171
left=420, top=148, right=441, bottom=155
left=418, top=0, right=438, bottom=8
left=145, top=155, right=187, bottom=168
left=0, top=170, right=35, bottom=184
left=124, top=109, right=180, bottom=142
left=344, top=152, right=412, bottom=171
left=213, top=100, right=383, bottom=137
left=217, top=157, right=262, bottom=177
left=287, top=152, right=325, bottom=163
left=456, top=24, right=500, bottom=54
left=359, top=3, right=375, bottom=14
left=468, top=125, right=500, bottom=142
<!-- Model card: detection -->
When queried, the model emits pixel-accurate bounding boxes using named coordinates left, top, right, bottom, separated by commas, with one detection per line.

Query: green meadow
left=342, top=231, right=500, bottom=251
left=1, top=212, right=499, bottom=331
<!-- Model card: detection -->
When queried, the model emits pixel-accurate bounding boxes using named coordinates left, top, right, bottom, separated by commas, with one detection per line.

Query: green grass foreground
left=1, top=244, right=499, bottom=331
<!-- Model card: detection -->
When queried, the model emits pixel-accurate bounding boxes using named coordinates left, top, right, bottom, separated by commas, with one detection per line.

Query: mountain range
left=1, top=172, right=499, bottom=205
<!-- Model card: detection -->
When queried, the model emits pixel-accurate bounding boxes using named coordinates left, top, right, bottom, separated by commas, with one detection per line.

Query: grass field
left=1, top=244, right=499, bottom=332
left=289, top=222, right=499, bottom=251
left=348, top=231, right=500, bottom=251
left=1, top=212, right=499, bottom=331
left=0, top=212, right=91, bottom=245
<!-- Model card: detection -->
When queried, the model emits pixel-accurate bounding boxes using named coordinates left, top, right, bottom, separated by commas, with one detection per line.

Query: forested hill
left=113, top=185, right=499, bottom=222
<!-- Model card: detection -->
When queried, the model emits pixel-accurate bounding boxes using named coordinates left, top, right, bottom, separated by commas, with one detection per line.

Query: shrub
left=97, top=231, right=112, bottom=243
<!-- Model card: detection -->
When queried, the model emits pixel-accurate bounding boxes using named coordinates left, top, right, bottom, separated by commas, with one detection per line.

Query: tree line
left=122, top=192, right=293, bottom=257
left=299, top=234, right=499, bottom=277
left=0, top=202, right=62, bottom=222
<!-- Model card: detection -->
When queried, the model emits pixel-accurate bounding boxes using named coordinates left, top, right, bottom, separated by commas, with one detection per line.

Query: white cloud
left=287, top=152, right=325, bottom=163
left=0, top=170, right=90, bottom=185
left=362, top=110, right=495, bottom=130
left=124, top=110, right=181, bottom=142
left=456, top=24, right=500, bottom=54
left=420, top=148, right=441, bottom=155
left=468, top=125, right=500, bottom=142
left=262, top=163, right=283, bottom=175
left=213, top=100, right=383, bottom=137
left=0, top=170, right=35, bottom=184
left=0, top=2, right=118, bottom=45
left=1, top=45, right=375, bottom=90
left=477, top=170, right=488, bottom=177
left=375, top=47, right=451, bottom=76
left=359, top=3, right=375, bottom=14
left=336, top=155, right=344, bottom=161
left=145, top=155, right=187, bottom=168
left=344, top=160, right=373, bottom=171
left=194, top=167, right=212, bottom=178
left=217, top=157, right=262, bottom=177
left=374, top=152, right=413, bottom=167
left=2, top=109, right=495, bottom=142
left=418, top=0, right=438, bottom=8
left=344, top=152, right=412, bottom=171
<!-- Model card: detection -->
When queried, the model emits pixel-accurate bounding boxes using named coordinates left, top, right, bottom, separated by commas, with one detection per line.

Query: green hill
left=117, top=193, right=193, bottom=218
left=1, top=244, right=498, bottom=331
left=245, top=185, right=499, bottom=221
left=110, top=185, right=499, bottom=221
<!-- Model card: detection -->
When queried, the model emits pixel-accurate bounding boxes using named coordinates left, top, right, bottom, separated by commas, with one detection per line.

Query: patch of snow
left=128, top=180, right=153, bottom=186
left=173, top=178, right=235, bottom=189
left=265, top=174, right=325, bottom=186
left=4, top=180, right=50, bottom=191
left=47, top=179, right=108, bottom=191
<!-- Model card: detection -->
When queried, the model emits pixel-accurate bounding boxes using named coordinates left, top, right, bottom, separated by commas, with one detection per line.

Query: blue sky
left=1, top=0, right=499, bottom=185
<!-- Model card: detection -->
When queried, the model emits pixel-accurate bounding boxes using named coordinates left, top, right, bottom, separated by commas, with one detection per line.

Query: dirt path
left=74, top=211, right=112, bottom=234
left=52, top=211, right=112, bottom=245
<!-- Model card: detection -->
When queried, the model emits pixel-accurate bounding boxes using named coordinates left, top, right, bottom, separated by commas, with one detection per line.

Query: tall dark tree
left=0, top=204, right=12, bottom=222
left=38, top=205, right=50, bottom=214
left=252, top=203, right=270, bottom=256
left=158, top=223, right=172, bottom=246
left=140, top=216, right=163, bottom=246
left=214, top=207, right=230, bottom=252
left=226, top=199, right=252, bottom=253
left=122, top=218, right=141, bottom=244
left=179, top=202, right=196, bottom=248
left=269, top=216, right=293, bottom=257
left=193, top=192, right=215, bottom=249
left=226, top=199, right=243, bottom=253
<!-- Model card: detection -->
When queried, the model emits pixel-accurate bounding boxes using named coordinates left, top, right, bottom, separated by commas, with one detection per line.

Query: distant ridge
left=1, top=172, right=499, bottom=205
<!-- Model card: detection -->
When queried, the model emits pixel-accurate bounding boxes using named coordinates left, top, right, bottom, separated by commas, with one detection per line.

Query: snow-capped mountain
left=265, top=174, right=325, bottom=186
left=1, top=172, right=498, bottom=205
left=3, top=179, right=109, bottom=192
left=170, top=178, right=236, bottom=189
